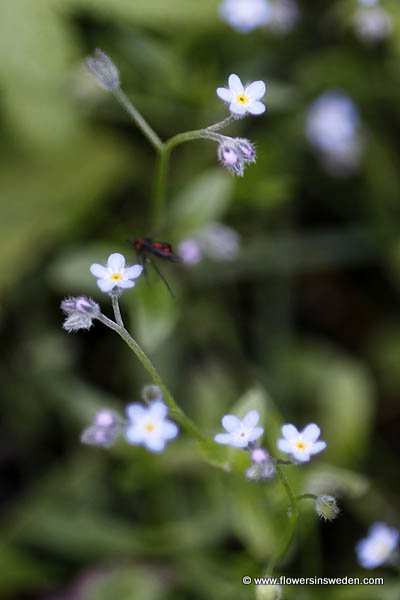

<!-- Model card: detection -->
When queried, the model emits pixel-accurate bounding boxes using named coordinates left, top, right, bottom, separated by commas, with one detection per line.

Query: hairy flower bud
left=218, top=142, right=245, bottom=176
left=246, top=447, right=276, bottom=481
left=61, top=296, right=100, bottom=333
left=315, top=495, right=340, bottom=522
left=86, top=49, right=120, bottom=91
left=236, top=138, right=257, bottom=163
left=142, top=384, right=163, bottom=403
left=81, top=409, right=122, bottom=448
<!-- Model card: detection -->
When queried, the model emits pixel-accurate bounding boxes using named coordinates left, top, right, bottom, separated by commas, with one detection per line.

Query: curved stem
left=165, top=126, right=230, bottom=153
left=113, top=88, right=163, bottom=152
left=295, top=493, right=318, bottom=502
left=266, top=465, right=299, bottom=575
left=96, top=312, right=205, bottom=442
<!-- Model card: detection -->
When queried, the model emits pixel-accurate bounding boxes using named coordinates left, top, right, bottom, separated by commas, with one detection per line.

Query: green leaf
left=0, top=0, right=80, bottom=151
left=61, top=0, right=220, bottom=29
left=0, top=132, right=129, bottom=296
left=130, top=274, right=180, bottom=352
left=170, top=169, right=234, bottom=238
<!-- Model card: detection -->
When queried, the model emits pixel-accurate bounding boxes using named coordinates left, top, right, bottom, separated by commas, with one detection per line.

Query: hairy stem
left=96, top=312, right=205, bottom=442
left=266, top=465, right=299, bottom=575
left=113, top=88, right=163, bottom=152
left=111, top=293, right=124, bottom=328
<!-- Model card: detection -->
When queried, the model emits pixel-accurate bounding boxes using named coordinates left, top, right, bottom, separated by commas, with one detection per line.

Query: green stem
left=266, top=465, right=299, bottom=575
left=113, top=88, right=163, bottom=152
left=153, top=147, right=171, bottom=230
left=96, top=312, right=205, bottom=442
left=111, top=293, right=124, bottom=328
left=165, top=124, right=231, bottom=152
left=295, top=493, right=318, bottom=502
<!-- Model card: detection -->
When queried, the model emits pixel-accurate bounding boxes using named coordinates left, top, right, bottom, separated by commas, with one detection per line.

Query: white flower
left=124, top=401, right=179, bottom=453
left=215, top=410, right=264, bottom=448
left=306, top=91, right=363, bottom=176
left=356, top=523, right=399, bottom=569
left=277, top=423, right=326, bottom=462
left=219, top=0, right=271, bottom=33
left=90, top=252, right=143, bottom=293
left=217, top=74, right=266, bottom=116
left=353, top=6, right=392, bottom=42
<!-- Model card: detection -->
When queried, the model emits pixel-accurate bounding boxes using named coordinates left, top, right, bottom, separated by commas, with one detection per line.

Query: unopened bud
left=81, top=409, right=121, bottom=448
left=236, top=138, right=257, bottom=163
left=142, top=384, right=163, bottom=403
left=315, top=495, right=340, bottom=522
left=246, top=447, right=276, bottom=481
left=86, top=49, right=120, bottom=90
left=255, top=583, right=282, bottom=600
left=61, top=296, right=100, bottom=333
left=218, top=142, right=245, bottom=176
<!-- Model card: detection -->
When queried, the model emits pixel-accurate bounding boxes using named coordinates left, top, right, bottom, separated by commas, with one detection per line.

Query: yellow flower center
left=237, top=94, right=248, bottom=104
left=111, top=273, right=123, bottom=281
left=145, top=423, right=155, bottom=432
left=296, top=442, right=306, bottom=450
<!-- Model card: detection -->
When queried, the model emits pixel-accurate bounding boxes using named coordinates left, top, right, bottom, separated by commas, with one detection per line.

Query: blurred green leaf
left=170, top=169, right=234, bottom=238
left=61, top=0, right=220, bottom=29
left=0, top=132, right=130, bottom=297
left=0, top=0, right=80, bottom=151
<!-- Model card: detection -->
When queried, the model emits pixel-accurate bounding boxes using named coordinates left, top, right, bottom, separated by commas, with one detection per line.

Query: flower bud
left=61, top=296, right=100, bottom=333
left=246, top=447, right=276, bottom=481
left=86, top=49, right=120, bottom=91
left=315, top=495, right=340, bottom=522
left=81, top=409, right=121, bottom=448
left=236, top=138, right=257, bottom=163
left=142, top=384, right=163, bottom=403
left=255, top=583, right=282, bottom=600
left=218, top=142, right=245, bottom=176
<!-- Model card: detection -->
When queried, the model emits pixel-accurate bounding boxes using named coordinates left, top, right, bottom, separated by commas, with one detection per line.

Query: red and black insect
left=130, top=237, right=181, bottom=296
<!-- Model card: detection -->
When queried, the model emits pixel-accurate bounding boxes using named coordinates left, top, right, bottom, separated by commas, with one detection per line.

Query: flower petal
left=247, top=426, right=264, bottom=442
left=161, top=421, right=179, bottom=440
left=97, top=279, right=116, bottom=292
left=214, top=433, right=233, bottom=445
left=149, top=401, right=168, bottom=419
left=217, top=87, right=233, bottom=102
left=222, top=414, right=241, bottom=432
left=107, top=252, right=125, bottom=271
left=145, top=437, right=166, bottom=453
left=125, top=264, right=143, bottom=279
left=90, top=263, right=108, bottom=278
left=309, top=441, right=327, bottom=455
left=126, top=403, right=145, bottom=421
left=292, top=449, right=311, bottom=463
left=242, top=410, right=260, bottom=429
left=277, top=439, right=292, bottom=453
left=118, top=280, right=135, bottom=289
left=124, top=425, right=144, bottom=444
left=302, top=423, right=321, bottom=443
left=247, top=100, right=266, bottom=115
left=245, top=80, right=266, bottom=100
left=229, top=102, right=247, bottom=115
left=231, top=437, right=251, bottom=448
left=281, top=424, right=299, bottom=441
left=228, top=74, right=244, bottom=93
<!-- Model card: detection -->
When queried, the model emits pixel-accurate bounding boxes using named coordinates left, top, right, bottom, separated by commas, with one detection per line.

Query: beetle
left=129, top=237, right=181, bottom=296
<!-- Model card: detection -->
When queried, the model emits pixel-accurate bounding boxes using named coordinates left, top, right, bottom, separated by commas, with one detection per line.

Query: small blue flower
left=356, top=523, right=399, bottom=568
left=215, top=410, right=264, bottom=448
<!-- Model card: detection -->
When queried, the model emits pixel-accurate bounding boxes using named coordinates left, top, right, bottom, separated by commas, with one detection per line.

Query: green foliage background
left=0, top=0, right=399, bottom=598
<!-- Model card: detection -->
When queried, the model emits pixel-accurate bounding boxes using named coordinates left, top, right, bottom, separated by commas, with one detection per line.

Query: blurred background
left=0, top=0, right=399, bottom=598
